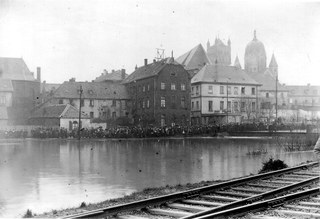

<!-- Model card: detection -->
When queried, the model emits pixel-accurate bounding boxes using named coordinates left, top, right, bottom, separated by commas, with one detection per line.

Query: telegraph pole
left=78, top=85, right=83, bottom=140
left=275, top=73, right=278, bottom=124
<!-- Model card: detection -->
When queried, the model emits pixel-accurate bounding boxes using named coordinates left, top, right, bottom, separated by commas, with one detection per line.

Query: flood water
left=0, top=137, right=317, bottom=217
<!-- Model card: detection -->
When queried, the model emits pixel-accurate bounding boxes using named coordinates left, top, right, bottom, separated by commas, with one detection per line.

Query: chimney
left=135, top=65, right=138, bottom=70
left=121, top=69, right=126, bottom=80
left=69, top=77, right=76, bottom=82
left=112, top=69, right=115, bottom=73
left=37, top=67, right=41, bottom=82
left=103, top=69, right=108, bottom=75
left=144, top=58, right=148, bottom=66
left=153, top=59, right=156, bottom=63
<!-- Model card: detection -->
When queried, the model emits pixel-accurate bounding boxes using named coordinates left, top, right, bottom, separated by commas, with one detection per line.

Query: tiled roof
left=176, top=44, right=211, bottom=70
left=122, top=58, right=179, bottom=84
left=0, top=107, right=8, bottom=119
left=191, top=64, right=261, bottom=85
left=52, top=81, right=129, bottom=99
left=30, top=104, right=89, bottom=119
left=41, top=83, right=61, bottom=93
left=248, top=69, right=287, bottom=91
left=94, top=70, right=128, bottom=82
left=0, top=79, right=13, bottom=92
left=0, top=57, right=35, bottom=81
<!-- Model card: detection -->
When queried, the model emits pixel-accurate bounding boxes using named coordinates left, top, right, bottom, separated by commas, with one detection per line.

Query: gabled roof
left=176, top=44, right=211, bottom=70
left=0, top=79, right=13, bottom=92
left=122, top=58, right=180, bottom=84
left=234, top=56, right=242, bottom=69
left=94, top=69, right=128, bottom=82
left=192, top=64, right=261, bottom=85
left=0, top=57, right=35, bottom=81
left=248, top=69, right=287, bottom=91
left=30, top=104, right=89, bottom=119
left=269, top=53, right=278, bottom=67
left=52, top=81, right=129, bottom=99
left=41, top=83, right=61, bottom=93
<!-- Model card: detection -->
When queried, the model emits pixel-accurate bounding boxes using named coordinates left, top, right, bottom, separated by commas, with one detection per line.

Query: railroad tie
left=214, top=191, right=252, bottom=198
left=249, top=215, right=287, bottom=219
left=117, top=215, right=149, bottom=219
left=231, top=187, right=266, bottom=194
left=298, top=201, right=320, bottom=207
left=246, top=183, right=279, bottom=189
left=147, top=208, right=193, bottom=218
left=201, top=195, right=240, bottom=202
left=166, top=203, right=210, bottom=212
left=274, top=209, right=320, bottom=218
left=181, top=199, right=224, bottom=207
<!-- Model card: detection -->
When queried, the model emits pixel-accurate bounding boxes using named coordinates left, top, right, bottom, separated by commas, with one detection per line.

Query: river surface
left=0, top=137, right=317, bottom=218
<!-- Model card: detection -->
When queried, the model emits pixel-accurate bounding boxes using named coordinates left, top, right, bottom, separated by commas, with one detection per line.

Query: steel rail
left=195, top=187, right=320, bottom=219
left=61, top=161, right=318, bottom=219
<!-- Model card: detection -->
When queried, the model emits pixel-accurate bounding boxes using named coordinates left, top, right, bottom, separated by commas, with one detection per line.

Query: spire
left=234, top=55, right=241, bottom=69
left=269, top=53, right=278, bottom=67
left=253, top=30, right=257, bottom=40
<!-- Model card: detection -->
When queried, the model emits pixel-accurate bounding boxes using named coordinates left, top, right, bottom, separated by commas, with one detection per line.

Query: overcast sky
left=0, top=0, right=319, bottom=85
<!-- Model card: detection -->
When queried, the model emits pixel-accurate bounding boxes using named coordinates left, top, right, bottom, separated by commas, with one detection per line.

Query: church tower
left=269, top=53, right=278, bottom=78
left=234, top=55, right=242, bottom=69
left=206, top=36, right=231, bottom=66
left=244, top=30, right=267, bottom=73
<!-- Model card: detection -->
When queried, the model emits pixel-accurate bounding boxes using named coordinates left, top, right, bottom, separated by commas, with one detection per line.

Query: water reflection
left=0, top=138, right=317, bottom=217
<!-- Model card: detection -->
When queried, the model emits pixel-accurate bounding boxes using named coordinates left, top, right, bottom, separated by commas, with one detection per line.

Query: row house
left=44, top=79, right=130, bottom=123
left=191, top=64, right=261, bottom=125
left=122, top=58, right=191, bottom=127
left=287, top=84, right=320, bottom=108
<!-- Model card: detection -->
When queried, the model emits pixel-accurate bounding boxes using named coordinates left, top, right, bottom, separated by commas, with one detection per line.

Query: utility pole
left=78, top=85, right=83, bottom=140
left=275, top=73, right=278, bottom=124
left=226, top=82, right=229, bottom=125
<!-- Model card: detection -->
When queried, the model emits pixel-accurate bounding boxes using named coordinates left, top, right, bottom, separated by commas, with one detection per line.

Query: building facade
left=191, top=64, right=261, bottom=125
left=123, top=58, right=191, bottom=127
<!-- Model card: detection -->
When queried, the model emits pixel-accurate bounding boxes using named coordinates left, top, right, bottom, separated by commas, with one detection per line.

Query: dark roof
left=52, top=81, right=129, bottom=99
left=41, top=83, right=61, bottom=93
left=0, top=107, right=8, bottom=119
left=192, top=64, right=261, bottom=85
left=94, top=70, right=128, bottom=82
left=248, top=69, right=287, bottom=91
left=30, top=104, right=89, bottom=119
left=176, top=44, right=211, bottom=70
left=0, top=57, right=35, bottom=81
left=0, top=79, right=13, bottom=92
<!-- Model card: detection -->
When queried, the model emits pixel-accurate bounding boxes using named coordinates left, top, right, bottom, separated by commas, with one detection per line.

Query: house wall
left=0, top=91, right=13, bottom=107
left=60, top=118, right=91, bottom=130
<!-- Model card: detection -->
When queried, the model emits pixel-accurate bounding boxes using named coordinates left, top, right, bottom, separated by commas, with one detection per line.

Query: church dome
left=244, top=30, right=267, bottom=73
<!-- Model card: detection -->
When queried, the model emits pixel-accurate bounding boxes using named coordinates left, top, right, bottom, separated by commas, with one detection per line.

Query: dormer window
left=88, top=89, right=93, bottom=95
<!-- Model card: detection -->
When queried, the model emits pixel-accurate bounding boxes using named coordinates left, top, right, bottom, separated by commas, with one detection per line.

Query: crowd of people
left=0, top=122, right=316, bottom=139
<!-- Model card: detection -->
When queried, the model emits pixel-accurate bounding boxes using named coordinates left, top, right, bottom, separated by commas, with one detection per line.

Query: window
left=112, top=99, right=116, bottom=106
left=59, top=99, right=63, bottom=104
left=89, top=99, right=94, bottom=107
left=208, top=85, right=213, bottom=94
left=241, top=102, right=245, bottom=112
left=0, top=96, right=5, bottom=106
left=196, top=101, right=199, bottom=110
left=241, top=87, right=245, bottom=95
left=192, top=86, right=194, bottom=94
left=161, top=97, right=166, bottom=108
left=181, top=83, right=186, bottom=91
left=171, top=83, right=176, bottom=90
left=112, top=112, right=116, bottom=119
left=227, top=101, right=231, bottom=112
left=181, top=97, right=185, bottom=108
left=171, top=72, right=176, bottom=76
left=208, top=101, right=213, bottom=112
left=147, top=84, right=150, bottom=91
left=143, top=86, right=146, bottom=92
left=142, top=100, right=145, bottom=108
left=220, top=101, right=224, bottom=110
left=234, top=102, right=239, bottom=112
left=80, top=99, right=84, bottom=107
left=251, top=87, right=255, bottom=95
left=266, top=93, right=269, bottom=98
left=171, top=95, right=176, bottom=108
left=192, top=101, right=194, bottom=109
left=90, top=112, right=94, bottom=118
left=196, top=86, right=199, bottom=95
left=161, top=82, right=166, bottom=90
left=227, top=86, right=231, bottom=95
left=220, top=86, right=224, bottom=94
left=234, top=87, right=238, bottom=95
left=252, top=102, right=256, bottom=112
left=147, top=99, right=150, bottom=108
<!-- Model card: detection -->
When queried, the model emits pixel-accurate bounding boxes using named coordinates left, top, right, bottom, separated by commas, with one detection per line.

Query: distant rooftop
left=0, top=57, right=36, bottom=81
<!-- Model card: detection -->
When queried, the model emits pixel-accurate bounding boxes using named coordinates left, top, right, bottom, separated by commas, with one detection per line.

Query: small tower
left=234, top=55, right=242, bottom=69
left=269, top=53, right=278, bottom=77
left=207, top=40, right=210, bottom=51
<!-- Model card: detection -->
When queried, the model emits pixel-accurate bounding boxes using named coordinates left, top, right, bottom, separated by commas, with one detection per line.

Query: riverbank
left=33, top=160, right=316, bottom=218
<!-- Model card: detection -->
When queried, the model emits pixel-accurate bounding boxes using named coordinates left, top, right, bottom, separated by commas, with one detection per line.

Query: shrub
left=80, top=202, right=87, bottom=208
left=259, top=158, right=288, bottom=173
left=23, top=209, right=33, bottom=218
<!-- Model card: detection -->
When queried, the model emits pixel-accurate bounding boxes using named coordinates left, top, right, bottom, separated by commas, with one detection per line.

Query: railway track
left=62, top=162, right=319, bottom=219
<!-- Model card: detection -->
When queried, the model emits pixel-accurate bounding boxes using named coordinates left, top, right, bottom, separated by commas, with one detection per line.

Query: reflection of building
left=0, top=57, right=40, bottom=125
left=42, top=79, right=130, bottom=123
left=29, top=104, right=90, bottom=129
left=191, top=64, right=261, bottom=125
left=122, top=58, right=191, bottom=127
